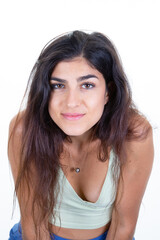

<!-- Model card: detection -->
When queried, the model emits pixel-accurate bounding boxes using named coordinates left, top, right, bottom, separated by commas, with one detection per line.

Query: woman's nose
left=66, top=89, right=81, bottom=108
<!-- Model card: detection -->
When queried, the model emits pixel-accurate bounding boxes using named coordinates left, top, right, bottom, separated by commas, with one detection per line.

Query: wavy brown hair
left=9, top=30, right=149, bottom=238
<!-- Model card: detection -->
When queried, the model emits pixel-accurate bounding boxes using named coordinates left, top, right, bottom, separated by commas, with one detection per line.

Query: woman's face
left=48, top=57, right=108, bottom=138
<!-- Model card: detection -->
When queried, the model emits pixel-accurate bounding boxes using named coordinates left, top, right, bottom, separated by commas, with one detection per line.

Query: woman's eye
left=82, top=83, right=95, bottom=89
left=50, top=84, right=65, bottom=89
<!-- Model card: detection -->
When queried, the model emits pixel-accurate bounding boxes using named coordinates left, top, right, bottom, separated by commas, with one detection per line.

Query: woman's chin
left=62, top=128, right=91, bottom=138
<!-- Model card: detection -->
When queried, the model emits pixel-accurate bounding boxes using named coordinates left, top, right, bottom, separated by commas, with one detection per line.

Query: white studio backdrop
left=0, top=0, right=160, bottom=239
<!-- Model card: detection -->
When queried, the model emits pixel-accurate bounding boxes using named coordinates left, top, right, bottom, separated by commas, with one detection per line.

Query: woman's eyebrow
left=77, top=74, right=99, bottom=81
left=50, top=74, right=99, bottom=83
left=50, top=77, right=66, bottom=83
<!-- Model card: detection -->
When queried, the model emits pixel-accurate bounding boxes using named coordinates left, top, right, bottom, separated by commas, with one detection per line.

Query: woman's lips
left=61, top=113, right=85, bottom=120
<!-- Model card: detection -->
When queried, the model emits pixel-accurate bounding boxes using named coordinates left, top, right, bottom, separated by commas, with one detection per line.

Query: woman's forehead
left=51, top=57, right=103, bottom=79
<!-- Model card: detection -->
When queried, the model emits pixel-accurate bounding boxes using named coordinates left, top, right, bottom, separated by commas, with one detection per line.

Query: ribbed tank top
left=49, top=150, right=118, bottom=229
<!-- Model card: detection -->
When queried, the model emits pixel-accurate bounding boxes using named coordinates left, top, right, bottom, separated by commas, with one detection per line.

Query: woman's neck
left=65, top=130, right=96, bottom=153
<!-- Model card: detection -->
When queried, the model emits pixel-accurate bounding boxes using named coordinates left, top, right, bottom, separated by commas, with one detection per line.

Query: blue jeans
left=9, top=222, right=135, bottom=240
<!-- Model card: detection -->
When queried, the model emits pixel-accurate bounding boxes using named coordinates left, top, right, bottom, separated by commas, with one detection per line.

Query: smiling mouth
left=61, top=113, right=85, bottom=120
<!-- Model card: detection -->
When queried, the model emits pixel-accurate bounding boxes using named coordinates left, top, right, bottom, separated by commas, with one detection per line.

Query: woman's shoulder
left=123, top=112, right=154, bottom=164
left=124, top=113, right=153, bottom=164
left=8, top=111, right=26, bottom=164
left=128, top=111, right=152, bottom=140
left=9, top=111, right=25, bottom=137
left=8, top=111, right=26, bottom=183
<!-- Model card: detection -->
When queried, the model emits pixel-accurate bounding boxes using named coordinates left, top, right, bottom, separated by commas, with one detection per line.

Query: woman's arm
left=106, top=122, right=154, bottom=240
left=8, top=114, right=51, bottom=240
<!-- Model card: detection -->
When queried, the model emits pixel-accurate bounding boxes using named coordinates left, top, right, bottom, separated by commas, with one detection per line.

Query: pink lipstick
left=61, top=113, right=85, bottom=120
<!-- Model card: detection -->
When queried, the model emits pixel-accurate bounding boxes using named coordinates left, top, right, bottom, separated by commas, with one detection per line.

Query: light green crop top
left=49, top=150, right=118, bottom=229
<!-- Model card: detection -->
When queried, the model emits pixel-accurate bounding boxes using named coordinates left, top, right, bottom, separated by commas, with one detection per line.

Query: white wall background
left=0, top=0, right=160, bottom=239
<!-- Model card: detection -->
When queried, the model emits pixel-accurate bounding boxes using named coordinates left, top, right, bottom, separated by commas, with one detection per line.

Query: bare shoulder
left=125, top=115, right=154, bottom=164
left=8, top=111, right=25, bottom=183
left=9, top=111, right=25, bottom=137
left=129, top=112, right=152, bottom=139
left=8, top=111, right=25, bottom=154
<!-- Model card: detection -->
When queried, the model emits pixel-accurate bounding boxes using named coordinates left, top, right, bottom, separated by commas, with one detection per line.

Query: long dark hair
left=9, top=30, right=149, bottom=238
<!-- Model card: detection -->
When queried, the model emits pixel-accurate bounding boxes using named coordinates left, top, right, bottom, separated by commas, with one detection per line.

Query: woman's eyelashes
left=50, top=83, right=65, bottom=89
left=50, top=82, right=95, bottom=90
left=81, top=82, right=95, bottom=89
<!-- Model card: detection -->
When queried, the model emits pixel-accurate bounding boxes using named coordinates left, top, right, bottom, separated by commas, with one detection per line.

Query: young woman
left=8, top=30, right=154, bottom=240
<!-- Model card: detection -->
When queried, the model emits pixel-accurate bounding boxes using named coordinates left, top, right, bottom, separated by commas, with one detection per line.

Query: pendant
left=75, top=168, right=80, bottom=173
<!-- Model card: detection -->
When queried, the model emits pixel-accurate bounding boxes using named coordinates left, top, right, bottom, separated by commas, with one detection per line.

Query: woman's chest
left=60, top=151, right=110, bottom=203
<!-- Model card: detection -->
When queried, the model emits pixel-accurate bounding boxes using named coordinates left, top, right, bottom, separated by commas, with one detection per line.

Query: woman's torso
left=51, top=140, right=113, bottom=239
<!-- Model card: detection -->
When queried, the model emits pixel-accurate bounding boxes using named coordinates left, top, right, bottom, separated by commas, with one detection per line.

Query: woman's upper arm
left=8, top=114, right=50, bottom=240
left=8, top=115, right=34, bottom=236
left=106, top=122, right=154, bottom=240
left=115, top=122, right=154, bottom=231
